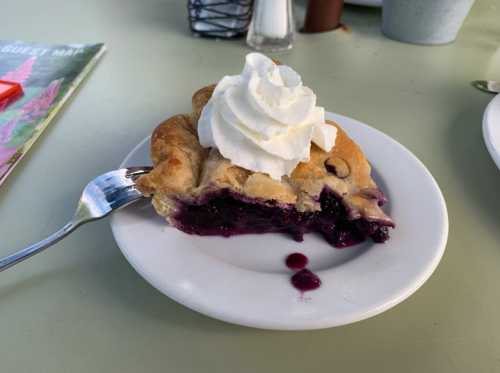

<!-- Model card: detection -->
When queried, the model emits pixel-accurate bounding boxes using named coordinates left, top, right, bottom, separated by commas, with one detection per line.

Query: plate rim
left=111, top=111, right=448, bottom=330
left=482, top=94, right=500, bottom=169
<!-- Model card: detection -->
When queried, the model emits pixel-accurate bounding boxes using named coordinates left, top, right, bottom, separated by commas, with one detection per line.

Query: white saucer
left=110, top=112, right=448, bottom=330
left=483, top=94, right=500, bottom=169
left=345, top=0, right=381, bottom=7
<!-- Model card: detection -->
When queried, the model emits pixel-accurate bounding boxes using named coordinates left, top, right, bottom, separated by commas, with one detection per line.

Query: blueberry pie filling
left=171, top=187, right=392, bottom=248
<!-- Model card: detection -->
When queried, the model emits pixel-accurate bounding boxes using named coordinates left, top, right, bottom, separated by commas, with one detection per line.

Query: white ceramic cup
left=382, top=0, right=475, bottom=45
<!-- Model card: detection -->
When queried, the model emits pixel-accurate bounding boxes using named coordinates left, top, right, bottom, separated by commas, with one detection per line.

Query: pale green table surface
left=2, top=1, right=500, bottom=372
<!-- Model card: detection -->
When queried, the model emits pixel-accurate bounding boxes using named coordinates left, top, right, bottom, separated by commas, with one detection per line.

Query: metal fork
left=0, top=166, right=152, bottom=272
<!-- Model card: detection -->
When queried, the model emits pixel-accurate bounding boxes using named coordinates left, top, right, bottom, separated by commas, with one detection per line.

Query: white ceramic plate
left=483, top=94, right=500, bottom=169
left=345, top=0, right=381, bottom=7
left=110, top=112, right=448, bottom=330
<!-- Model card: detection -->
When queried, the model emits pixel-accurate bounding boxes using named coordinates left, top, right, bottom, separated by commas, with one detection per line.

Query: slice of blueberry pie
left=137, top=53, right=394, bottom=248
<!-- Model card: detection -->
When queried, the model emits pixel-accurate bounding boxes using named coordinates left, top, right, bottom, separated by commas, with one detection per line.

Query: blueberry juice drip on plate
left=285, top=253, right=321, bottom=292
left=291, top=269, right=321, bottom=292
left=285, top=252, right=308, bottom=270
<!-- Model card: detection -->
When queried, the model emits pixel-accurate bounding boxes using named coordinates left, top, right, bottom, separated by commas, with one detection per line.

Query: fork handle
left=0, top=221, right=80, bottom=272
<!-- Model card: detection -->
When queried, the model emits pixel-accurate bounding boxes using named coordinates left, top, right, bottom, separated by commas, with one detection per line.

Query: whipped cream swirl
left=198, top=53, right=337, bottom=180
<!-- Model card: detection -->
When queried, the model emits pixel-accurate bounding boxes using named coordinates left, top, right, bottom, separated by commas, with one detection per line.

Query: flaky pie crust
left=137, top=85, right=393, bottom=226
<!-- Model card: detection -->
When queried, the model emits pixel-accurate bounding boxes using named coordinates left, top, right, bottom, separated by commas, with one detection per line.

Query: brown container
left=302, top=0, right=345, bottom=33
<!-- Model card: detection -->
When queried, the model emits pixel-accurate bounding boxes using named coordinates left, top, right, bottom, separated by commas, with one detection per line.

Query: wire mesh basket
left=188, top=0, right=254, bottom=38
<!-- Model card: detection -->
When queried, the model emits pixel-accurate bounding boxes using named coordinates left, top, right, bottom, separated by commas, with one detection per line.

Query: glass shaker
left=246, top=0, right=294, bottom=52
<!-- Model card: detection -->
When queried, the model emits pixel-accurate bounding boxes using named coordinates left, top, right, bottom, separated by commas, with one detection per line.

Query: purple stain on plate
left=285, top=252, right=321, bottom=293
left=285, top=252, right=308, bottom=270
left=291, top=269, right=322, bottom=292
